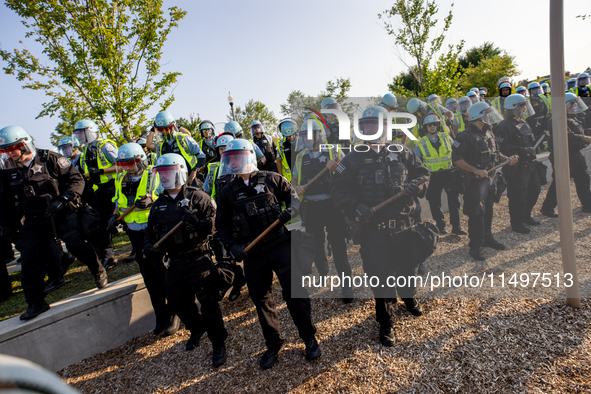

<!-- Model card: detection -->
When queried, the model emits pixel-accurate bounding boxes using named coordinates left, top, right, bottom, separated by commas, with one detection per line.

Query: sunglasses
left=155, top=125, right=174, bottom=133
left=0, top=140, right=25, bottom=154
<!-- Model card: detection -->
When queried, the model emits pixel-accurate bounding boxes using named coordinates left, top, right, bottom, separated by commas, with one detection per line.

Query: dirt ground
left=58, top=183, right=591, bottom=393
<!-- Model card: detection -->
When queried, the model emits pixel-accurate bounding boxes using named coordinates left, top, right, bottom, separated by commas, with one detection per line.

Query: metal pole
left=549, top=0, right=581, bottom=307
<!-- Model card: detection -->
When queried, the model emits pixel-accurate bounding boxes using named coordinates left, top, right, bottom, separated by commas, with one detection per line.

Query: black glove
left=355, top=203, right=373, bottom=224
left=46, top=198, right=64, bottom=217
left=446, top=118, right=453, bottom=127
left=107, top=215, right=119, bottom=230
left=143, top=243, right=157, bottom=257
left=519, top=147, right=535, bottom=160
left=0, top=227, right=14, bottom=244
left=229, top=244, right=247, bottom=262
left=135, top=196, right=153, bottom=209
left=405, top=182, right=421, bottom=197
left=89, top=168, right=103, bottom=184
left=182, top=211, right=199, bottom=227
left=278, top=207, right=292, bottom=224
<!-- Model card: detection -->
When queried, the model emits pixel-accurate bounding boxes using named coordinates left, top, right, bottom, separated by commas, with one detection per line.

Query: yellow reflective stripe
left=278, top=137, right=291, bottom=182
left=418, top=133, right=452, bottom=172
left=114, top=169, right=155, bottom=224
left=81, top=140, right=116, bottom=184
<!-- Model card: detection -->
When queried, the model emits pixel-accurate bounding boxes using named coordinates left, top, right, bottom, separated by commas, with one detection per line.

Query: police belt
left=376, top=217, right=411, bottom=231
left=166, top=242, right=210, bottom=260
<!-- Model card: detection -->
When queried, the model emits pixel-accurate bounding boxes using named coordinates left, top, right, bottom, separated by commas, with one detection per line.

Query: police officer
left=496, top=94, right=541, bottom=234
left=146, top=111, right=206, bottom=184
left=215, top=139, right=321, bottom=369
left=541, top=93, right=591, bottom=216
left=515, top=86, right=528, bottom=97
left=292, top=120, right=354, bottom=303
left=407, top=98, right=454, bottom=140
left=251, top=121, right=278, bottom=172
left=197, top=120, right=219, bottom=166
left=108, top=143, right=177, bottom=336
left=446, top=98, right=458, bottom=113
left=380, top=93, right=399, bottom=113
left=0, top=126, right=107, bottom=320
left=567, top=78, right=577, bottom=92
left=204, top=135, right=235, bottom=200
left=452, top=96, right=472, bottom=136
left=414, top=114, right=465, bottom=235
left=321, top=97, right=343, bottom=144
left=73, top=119, right=118, bottom=269
left=491, top=78, right=513, bottom=115
left=452, top=103, right=518, bottom=261
left=222, top=121, right=266, bottom=162
left=0, top=154, right=17, bottom=303
left=57, top=136, right=82, bottom=171
left=275, top=119, right=298, bottom=182
left=331, top=106, right=430, bottom=347
left=526, top=82, right=550, bottom=139
left=143, top=153, right=227, bottom=368
left=428, top=94, right=453, bottom=131
left=467, top=91, right=480, bottom=105
left=572, top=73, right=591, bottom=97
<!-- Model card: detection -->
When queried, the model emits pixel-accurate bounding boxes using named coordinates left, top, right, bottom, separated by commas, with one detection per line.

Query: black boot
left=379, top=325, right=395, bottom=347
left=341, top=286, right=355, bottom=304
left=212, top=343, right=227, bottom=368
left=185, top=328, right=206, bottom=351
left=469, top=247, right=486, bottom=261
left=451, top=226, right=467, bottom=235
left=305, top=338, right=322, bottom=361
left=511, top=225, right=531, bottom=234
left=164, top=315, right=180, bottom=336
left=483, top=237, right=506, bottom=250
left=540, top=208, right=558, bottom=217
left=403, top=298, right=423, bottom=316
left=94, top=270, right=108, bottom=289
left=524, top=217, right=541, bottom=226
left=44, top=277, right=65, bottom=294
left=20, top=302, right=50, bottom=321
left=260, top=344, right=283, bottom=369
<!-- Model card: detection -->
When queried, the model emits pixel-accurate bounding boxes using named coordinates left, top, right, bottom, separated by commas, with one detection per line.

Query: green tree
left=49, top=102, right=92, bottom=147
left=379, top=0, right=463, bottom=95
left=280, top=77, right=351, bottom=126
left=458, top=42, right=502, bottom=70
left=227, top=99, right=278, bottom=140
left=458, top=54, right=520, bottom=96
left=176, top=113, right=202, bottom=141
left=0, top=0, right=186, bottom=142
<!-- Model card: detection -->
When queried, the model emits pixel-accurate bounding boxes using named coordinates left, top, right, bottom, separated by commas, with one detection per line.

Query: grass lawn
left=0, top=231, right=140, bottom=322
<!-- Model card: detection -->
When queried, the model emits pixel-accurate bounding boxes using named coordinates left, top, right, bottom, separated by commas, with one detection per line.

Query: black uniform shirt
left=452, top=124, right=500, bottom=169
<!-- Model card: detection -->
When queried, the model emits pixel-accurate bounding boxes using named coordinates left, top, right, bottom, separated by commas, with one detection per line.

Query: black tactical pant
left=426, top=170, right=461, bottom=229
left=165, top=252, right=227, bottom=346
left=359, top=227, right=418, bottom=327
left=18, top=218, right=105, bottom=306
left=301, top=198, right=352, bottom=278
left=463, top=176, right=496, bottom=250
left=244, top=237, right=316, bottom=350
left=0, top=239, right=14, bottom=298
left=126, top=229, right=168, bottom=321
left=542, top=158, right=591, bottom=211
left=92, top=181, right=116, bottom=260
left=506, top=162, right=541, bottom=227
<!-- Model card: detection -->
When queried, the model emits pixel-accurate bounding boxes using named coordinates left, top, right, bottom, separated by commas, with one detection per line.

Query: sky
left=0, top=0, right=588, bottom=149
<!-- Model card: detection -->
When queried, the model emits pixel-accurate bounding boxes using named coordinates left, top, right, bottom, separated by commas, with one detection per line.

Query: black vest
left=299, top=151, right=332, bottom=195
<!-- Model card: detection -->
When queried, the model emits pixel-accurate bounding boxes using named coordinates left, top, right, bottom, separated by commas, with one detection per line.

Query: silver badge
left=388, top=153, right=399, bottom=161
left=180, top=198, right=190, bottom=207
left=254, top=184, right=265, bottom=194
left=32, top=164, right=43, bottom=174
left=318, top=156, right=327, bottom=163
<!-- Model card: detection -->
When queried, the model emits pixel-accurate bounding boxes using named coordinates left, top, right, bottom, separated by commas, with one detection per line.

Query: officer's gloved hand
left=229, top=244, right=247, bottom=262
left=46, top=198, right=64, bottom=217
left=355, top=203, right=373, bottom=224
left=107, top=215, right=119, bottom=230
left=182, top=211, right=199, bottom=227
left=519, top=147, right=536, bottom=160
left=89, top=168, right=103, bottom=184
left=278, top=207, right=292, bottom=224
left=405, top=181, right=422, bottom=197
left=135, top=195, right=153, bottom=209
left=446, top=118, right=453, bottom=127
left=143, top=243, right=157, bottom=258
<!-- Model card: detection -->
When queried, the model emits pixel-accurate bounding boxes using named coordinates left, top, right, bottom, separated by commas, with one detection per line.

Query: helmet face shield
left=58, top=144, right=74, bottom=158
left=116, top=157, right=148, bottom=177
left=481, top=107, right=504, bottom=125
left=219, top=150, right=258, bottom=175
left=519, top=101, right=535, bottom=119
left=295, top=121, right=328, bottom=151
left=579, top=76, right=590, bottom=87
left=358, top=118, right=387, bottom=144
left=542, top=84, right=550, bottom=94
left=0, top=139, right=35, bottom=167
left=530, top=86, right=544, bottom=96
left=566, top=97, right=589, bottom=114
left=72, top=129, right=88, bottom=145
left=152, top=165, right=187, bottom=189
left=251, top=124, right=263, bottom=135
left=279, top=120, right=298, bottom=137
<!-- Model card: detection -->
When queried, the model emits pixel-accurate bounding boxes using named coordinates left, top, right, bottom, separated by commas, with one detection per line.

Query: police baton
left=244, top=219, right=281, bottom=253
left=369, top=177, right=429, bottom=214
left=474, top=159, right=512, bottom=179
left=153, top=209, right=198, bottom=250
left=44, top=194, right=60, bottom=238
left=532, top=132, right=547, bottom=151
left=116, top=205, right=136, bottom=222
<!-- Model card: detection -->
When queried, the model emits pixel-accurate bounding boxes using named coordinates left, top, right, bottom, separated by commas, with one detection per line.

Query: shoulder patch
left=57, top=156, right=71, bottom=169
left=496, top=137, right=504, bottom=143
left=452, top=141, right=461, bottom=148
left=336, top=163, right=346, bottom=173
left=105, top=144, right=116, bottom=152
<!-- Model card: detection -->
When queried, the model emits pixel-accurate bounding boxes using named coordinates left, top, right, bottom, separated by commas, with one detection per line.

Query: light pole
left=228, top=92, right=236, bottom=121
